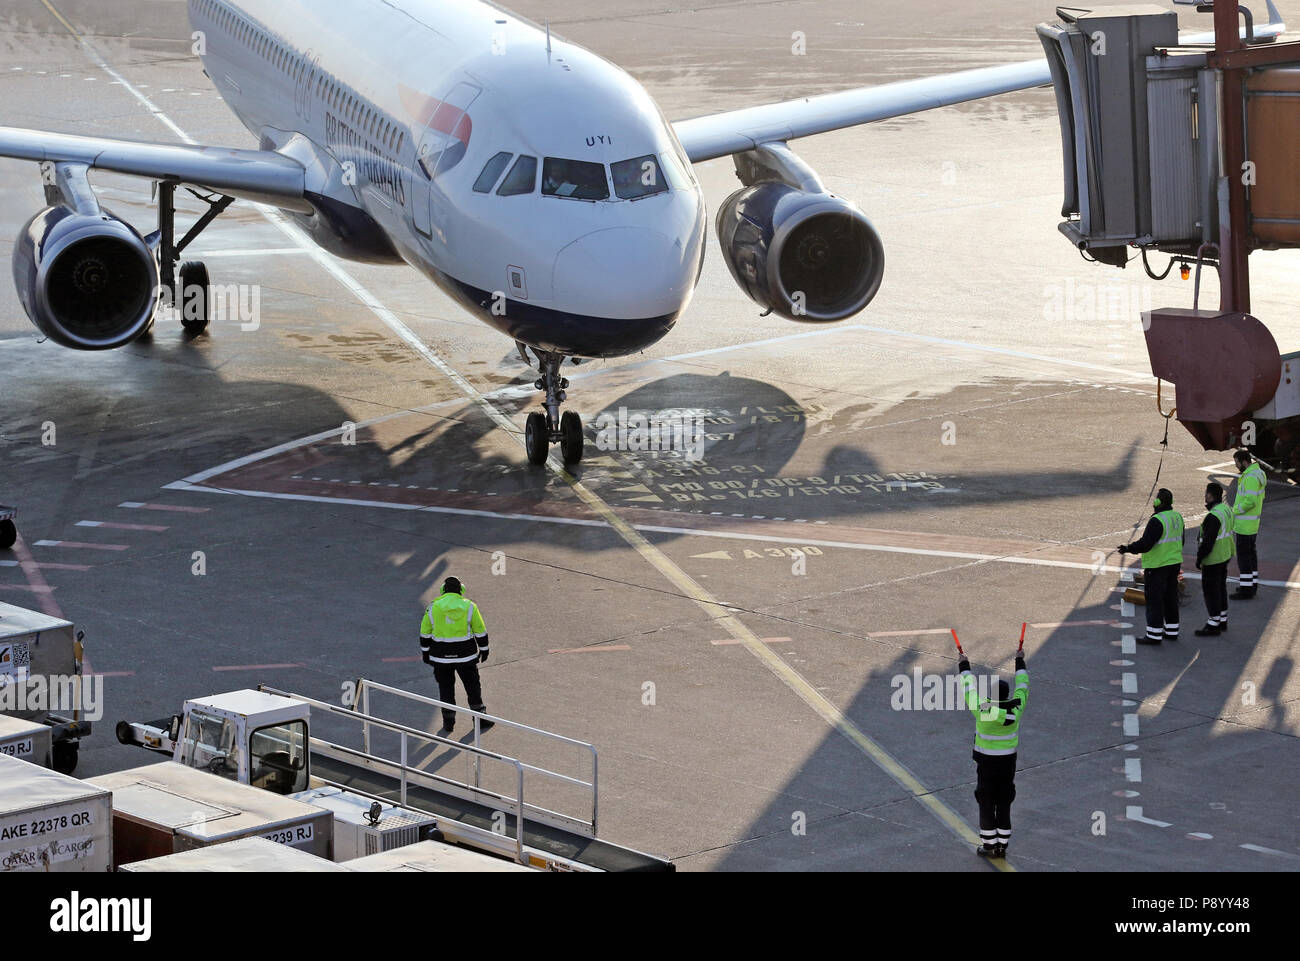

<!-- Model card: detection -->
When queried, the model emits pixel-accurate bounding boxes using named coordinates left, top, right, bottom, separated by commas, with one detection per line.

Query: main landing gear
left=520, top=346, right=585, bottom=467
left=151, top=181, right=233, bottom=336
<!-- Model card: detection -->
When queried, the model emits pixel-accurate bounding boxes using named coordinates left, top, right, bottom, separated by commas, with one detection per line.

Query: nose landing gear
left=522, top=347, right=585, bottom=466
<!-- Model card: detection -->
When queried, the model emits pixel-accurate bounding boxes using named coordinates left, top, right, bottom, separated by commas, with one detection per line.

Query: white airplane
left=0, top=0, right=1285, bottom=464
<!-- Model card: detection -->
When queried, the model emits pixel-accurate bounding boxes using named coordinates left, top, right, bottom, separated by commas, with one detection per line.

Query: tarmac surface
left=1, top=0, right=1299, bottom=872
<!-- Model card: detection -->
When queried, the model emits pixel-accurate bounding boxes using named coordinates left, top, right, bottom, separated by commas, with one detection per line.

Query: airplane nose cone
left=553, top=227, right=689, bottom=319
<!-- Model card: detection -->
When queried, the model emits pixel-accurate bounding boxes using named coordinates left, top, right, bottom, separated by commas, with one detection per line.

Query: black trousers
left=432, top=660, right=484, bottom=725
left=1201, top=561, right=1229, bottom=625
left=1143, top=564, right=1181, bottom=641
left=1235, top=533, right=1259, bottom=588
left=974, top=752, right=1017, bottom=848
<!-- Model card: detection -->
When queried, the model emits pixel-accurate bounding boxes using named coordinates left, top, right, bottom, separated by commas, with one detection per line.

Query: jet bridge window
left=249, top=720, right=309, bottom=796
left=542, top=158, right=610, bottom=201
left=611, top=155, right=669, bottom=200
left=497, top=155, right=538, bottom=196
left=474, top=151, right=514, bottom=193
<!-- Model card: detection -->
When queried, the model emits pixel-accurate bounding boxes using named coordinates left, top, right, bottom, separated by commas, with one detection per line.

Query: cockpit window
left=474, top=151, right=514, bottom=193
left=542, top=158, right=610, bottom=201
left=611, top=155, right=669, bottom=200
left=497, top=155, right=537, bottom=196
left=659, top=151, right=692, bottom=192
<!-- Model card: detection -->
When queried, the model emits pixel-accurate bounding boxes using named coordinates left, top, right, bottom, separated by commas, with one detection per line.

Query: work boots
left=1229, top=588, right=1256, bottom=601
left=1194, top=623, right=1221, bottom=637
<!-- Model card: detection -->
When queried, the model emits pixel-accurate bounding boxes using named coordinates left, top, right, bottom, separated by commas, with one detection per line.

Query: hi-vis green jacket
left=960, top=663, right=1029, bottom=756
left=420, top=592, right=488, bottom=665
left=1232, top=463, right=1267, bottom=535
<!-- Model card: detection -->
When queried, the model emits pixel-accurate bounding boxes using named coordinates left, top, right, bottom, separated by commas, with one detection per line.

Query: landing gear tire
left=0, top=520, right=15, bottom=550
left=525, top=412, right=549, bottom=466
left=179, top=261, right=211, bottom=334
left=560, top=411, right=584, bottom=465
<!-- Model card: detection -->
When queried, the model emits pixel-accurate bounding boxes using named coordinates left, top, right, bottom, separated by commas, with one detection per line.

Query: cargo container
left=0, top=713, right=52, bottom=768
left=0, top=753, right=112, bottom=872
left=0, top=600, right=93, bottom=772
left=87, top=761, right=333, bottom=866
left=121, top=835, right=347, bottom=872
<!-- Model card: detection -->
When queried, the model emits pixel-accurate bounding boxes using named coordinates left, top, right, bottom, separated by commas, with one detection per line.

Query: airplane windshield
left=611, top=155, right=668, bottom=200
left=497, top=155, right=537, bottom=196
left=542, top=158, right=610, bottom=201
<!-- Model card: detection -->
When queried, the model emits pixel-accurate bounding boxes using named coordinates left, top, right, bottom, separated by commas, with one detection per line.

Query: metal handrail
left=260, top=685, right=526, bottom=863
left=351, top=677, right=599, bottom=834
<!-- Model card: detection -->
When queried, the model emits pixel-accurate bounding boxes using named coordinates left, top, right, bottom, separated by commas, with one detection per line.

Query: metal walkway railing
left=349, top=678, right=598, bottom=837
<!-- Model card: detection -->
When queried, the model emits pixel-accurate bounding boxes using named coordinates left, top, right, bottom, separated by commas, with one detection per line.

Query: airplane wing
left=673, top=2, right=1287, bottom=164
left=0, top=126, right=309, bottom=211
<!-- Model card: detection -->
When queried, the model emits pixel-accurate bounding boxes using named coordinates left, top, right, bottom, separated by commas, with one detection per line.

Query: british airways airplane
left=0, top=0, right=1284, bottom=464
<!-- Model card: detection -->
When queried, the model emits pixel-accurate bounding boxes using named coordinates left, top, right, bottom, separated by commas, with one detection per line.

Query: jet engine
left=715, top=144, right=885, bottom=322
left=12, top=206, right=160, bottom=350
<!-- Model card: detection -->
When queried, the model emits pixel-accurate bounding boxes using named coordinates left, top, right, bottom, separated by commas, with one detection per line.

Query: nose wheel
left=523, top=349, right=585, bottom=467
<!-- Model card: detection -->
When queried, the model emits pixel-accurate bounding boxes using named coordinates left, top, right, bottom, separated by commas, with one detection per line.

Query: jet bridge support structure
left=1040, top=2, right=1300, bottom=457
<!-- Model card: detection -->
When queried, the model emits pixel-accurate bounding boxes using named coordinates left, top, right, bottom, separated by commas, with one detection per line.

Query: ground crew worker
left=419, top=576, right=493, bottom=736
left=1195, top=482, right=1234, bottom=637
left=1117, top=488, right=1184, bottom=645
left=1230, top=450, right=1266, bottom=600
left=958, top=645, right=1028, bottom=859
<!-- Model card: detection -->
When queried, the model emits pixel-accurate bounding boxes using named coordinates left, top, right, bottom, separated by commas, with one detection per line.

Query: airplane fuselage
left=188, top=0, right=708, bottom=358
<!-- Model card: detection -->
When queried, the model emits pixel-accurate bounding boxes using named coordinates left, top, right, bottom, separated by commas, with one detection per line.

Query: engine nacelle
left=12, top=206, right=160, bottom=350
left=716, top=183, right=885, bottom=322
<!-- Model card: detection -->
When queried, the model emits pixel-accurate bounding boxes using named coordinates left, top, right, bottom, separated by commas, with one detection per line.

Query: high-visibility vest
left=1142, top=510, right=1184, bottom=569
left=1202, top=502, right=1235, bottom=565
left=1233, top=464, right=1267, bottom=535
left=420, top=593, right=487, bottom=664
left=961, top=666, right=1029, bottom=756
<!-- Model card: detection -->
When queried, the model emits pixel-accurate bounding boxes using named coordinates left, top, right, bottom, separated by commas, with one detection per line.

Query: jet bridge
left=1038, top=2, right=1300, bottom=455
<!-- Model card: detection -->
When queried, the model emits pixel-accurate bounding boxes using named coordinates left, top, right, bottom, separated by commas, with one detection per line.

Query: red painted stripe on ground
left=120, top=502, right=210, bottom=514
left=0, top=584, right=56, bottom=594
left=547, top=644, right=632, bottom=654
left=77, top=521, right=168, bottom=532
left=869, top=629, right=953, bottom=638
left=710, top=637, right=794, bottom=647
left=212, top=663, right=304, bottom=672
left=81, top=655, right=134, bottom=678
left=9, top=536, right=63, bottom=619
left=1029, top=619, right=1121, bottom=629
left=34, top=541, right=129, bottom=551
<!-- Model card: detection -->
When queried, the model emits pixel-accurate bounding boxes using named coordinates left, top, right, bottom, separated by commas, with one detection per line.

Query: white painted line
left=1120, top=600, right=1135, bottom=617
left=1126, top=806, right=1172, bottom=827
left=1240, top=843, right=1300, bottom=860
left=1125, top=758, right=1142, bottom=782
left=1123, top=714, right=1140, bottom=737
left=1121, top=673, right=1138, bottom=694
left=1121, top=635, right=1136, bottom=654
